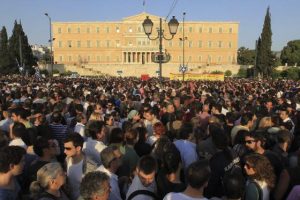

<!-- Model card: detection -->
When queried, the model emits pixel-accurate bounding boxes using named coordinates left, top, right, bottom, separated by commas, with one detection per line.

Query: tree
left=258, top=7, right=273, bottom=78
left=280, top=40, right=300, bottom=66
left=0, top=26, right=13, bottom=74
left=9, top=20, right=36, bottom=74
left=237, top=47, right=256, bottom=65
left=255, top=37, right=262, bottom=77
left=224, top=70, right=232, bottom=77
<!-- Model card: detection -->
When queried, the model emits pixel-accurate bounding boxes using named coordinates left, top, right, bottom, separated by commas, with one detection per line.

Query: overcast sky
left=0, top=0, right=299, bottom=51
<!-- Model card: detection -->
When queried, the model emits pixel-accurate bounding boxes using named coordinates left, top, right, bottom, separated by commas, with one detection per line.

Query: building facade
left=52, top=12, right=239, bottom=76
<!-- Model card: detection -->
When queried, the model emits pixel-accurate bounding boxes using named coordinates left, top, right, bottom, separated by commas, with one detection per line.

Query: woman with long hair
left=30, top=162, right=69, bottom=200
left=244, top=154, right=276, bottom=200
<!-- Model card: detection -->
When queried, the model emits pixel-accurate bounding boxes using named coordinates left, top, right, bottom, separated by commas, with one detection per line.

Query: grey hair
left=100, top=146, right=118, bottom=169
left=30, top=162, right=63, bottom=196
left=80, top=171, right=110, bottom=200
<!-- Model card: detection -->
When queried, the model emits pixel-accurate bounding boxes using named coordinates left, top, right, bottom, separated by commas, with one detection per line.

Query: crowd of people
left=0, top=75, right=300, bottom=200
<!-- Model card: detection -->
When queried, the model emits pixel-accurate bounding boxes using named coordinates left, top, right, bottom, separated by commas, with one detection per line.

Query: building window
left=229, top=42, right=232, bottom=48
left=67, top=40, right=72, bottom=48
left=228, top=56, right=232, bottom=62
left=97, top=27, right=100, bottom=33
left=97, top=40, right=100, bottom=48
left=138, top=41, right=141, bottom=46
left=198, top=41, right=202, bottom=48
left=218, top=56, right=222, bottom=63
left=219, top=27, right=223, bottom=33
left=208, top=41, right=212, bottom=48
left=199, top=27, right=203, bottom=33
left=179, top=27, right=183, bottom=33
left=106, top=27, right=109, bottom=33
left=142, top=41, right=146, bottom=46
left=59, top=56, right=63, bottom=62
left=77, top=28, right=80, bottom=33
left=229, top=27, right=233, bottom=33
left=179, top=56, right=182, bottom=62
left=208, top=55, right=212, bottom=63
left=97, top=56, right=100, bottom=62
left=69, top=56, right=72, bottom=62
left=198, top=56, right=202, bottom=62
left=87, top=28, right=90, bottom=33
left=77, top=41, right=81, bottom=48
left=116, top=56, right=120, bottom=62
left=58, top=28, right=61, bottom=34
left=128, top=41, right=132, bottom=46
left=87, top=56, right=90, bottom=62
left=218, top=41, right=222, bottom=48
left=169, top=41, right=173, bottom=47
left=189, top=27, right=193, bottom=33
left=107, top=56, right=110, bottom=62
left=138, top=27, right=142, bottom=32
left=189, top=41, right=192, bottom=48
left=209, top=27, right=213, bottom=33
left=129, top=27, right=132, bottom=33
left=147, top=41, right=150, bottom=45
left=116, top=40, right=120, bottom=47
left=179, top=41, right=182, bottom=47
left=87, top=40, right=91, bottom=48
left=58, top=41, right=62, bottom=48
left=68, top=28, right=71, bottom=33
left=116, top=27, right=120, bottom=33
left=106, top=40, right=110, bottom=47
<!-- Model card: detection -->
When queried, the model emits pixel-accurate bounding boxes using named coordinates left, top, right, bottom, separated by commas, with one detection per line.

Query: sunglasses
left=245, top=140, right=256, bottom=144
left=244, top=162, right=253, bottom=169
left=64, top=147, right=72, bottom=151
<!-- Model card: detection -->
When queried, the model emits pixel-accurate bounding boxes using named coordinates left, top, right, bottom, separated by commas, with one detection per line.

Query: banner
left=170, top=73, right=224, bottom=81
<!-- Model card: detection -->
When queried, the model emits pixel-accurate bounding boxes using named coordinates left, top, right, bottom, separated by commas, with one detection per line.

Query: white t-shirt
left=67, top=159, right=83, bottom=200
left=9, top=138, right=27, bottom=150
left=163, top=192, right=208, bottom=200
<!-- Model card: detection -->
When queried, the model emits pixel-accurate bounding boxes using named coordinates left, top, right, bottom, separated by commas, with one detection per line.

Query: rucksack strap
left=127, top=190, right=158, bottom=200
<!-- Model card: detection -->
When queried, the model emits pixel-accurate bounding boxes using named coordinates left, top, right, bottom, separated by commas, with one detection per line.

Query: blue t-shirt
left=0, top=179, right=21, bottom=200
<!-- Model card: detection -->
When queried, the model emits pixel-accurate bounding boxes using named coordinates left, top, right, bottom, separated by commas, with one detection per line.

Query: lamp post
left=45, top=13, right=53, bottom=77
left=179, top=12, right=188, bottom=81
left=143, top=16, right=179, bottom=81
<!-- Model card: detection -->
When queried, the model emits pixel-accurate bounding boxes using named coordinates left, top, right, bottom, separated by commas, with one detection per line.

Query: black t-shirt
left=134, top=141, right=152, bottom=157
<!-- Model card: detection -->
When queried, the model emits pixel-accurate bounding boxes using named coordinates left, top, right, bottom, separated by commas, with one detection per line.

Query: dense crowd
left=0, top=75, right=300, bottom=200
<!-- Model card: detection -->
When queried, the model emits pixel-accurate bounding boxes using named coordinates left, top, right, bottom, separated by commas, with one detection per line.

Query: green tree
left=258, top=7, right=273, bottom=78
left=280, top=40, right=300, bottom=66
left=237, top=68, right=247, bottom=78
left=0, top=26, right=14, bottom=74
left=9, top=20, right=36, bottom=74
left=237, top=47, right=256, bottom=65
left=224, top=70, right=232, bottom=77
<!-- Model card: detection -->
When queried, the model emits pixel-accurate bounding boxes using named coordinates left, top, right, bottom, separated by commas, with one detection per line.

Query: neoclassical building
left=52, top=12, right=239, bottom=77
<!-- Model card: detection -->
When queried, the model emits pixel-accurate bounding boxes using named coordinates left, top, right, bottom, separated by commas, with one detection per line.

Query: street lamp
left=45, top=13, right=53, bottom=77
left=179, top=12, right=188, bottom=81
left=143, top=16, right=179, bottom=81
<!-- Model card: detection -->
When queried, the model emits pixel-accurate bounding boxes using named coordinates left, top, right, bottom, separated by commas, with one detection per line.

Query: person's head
left=80, top=171, right=110, bottom=200
left=136, top=155, right=157, bottom=187
left=186, top=160, right=211, bottom=190
left=211, top=103, right=222, bottom=114
left=258, top=117, right=272, bottom=129
left=100, top=146, right=122, bottom=172
left=265, top=100, right=273, bottom=110
left=51, top=111, right=63, bottom=124
left=277, top=129, right=291, bottom=150
left=76, top=113, right=87, bottom=124
left=30, top=163, right=65, bottom=195
left=136, top=127, right=148, bottom=143
left=162, top=149, right=182, bottom=175
left=64, top=133, right=84, bottom=158
left=11, top=122, right=26, bottom=139
left=109, top=128, right=124, bottom=144
left=104, top=114, right=114, bottom=126
left=124, top=128, right=138, bottom=145
left=166, top=103, right=175, bottom=114
left=33, top=137, right=57, bottom=158
left=244, top=131, right=265, bottom=152
left=85, top=120, right=106, bottom=141
left=223, top=172, right=245, bottom=199
left=127, top=110, right=140, bottom=121
left=144, top=109, right=156, bottom=122
left=179, top=123, right=193, bottom=140
left=11, top=107, right=27, bottom=122
left=0, top=146, right=26, bottom=176
left=240, top=112, right=255, bottom=129
left=153, top=122, right=166, bottom=137
left=279, top=107, right=289, bottom=121
left=89, top=112, right=103, bottom=121
left=244, top=153, right=275, bottom=189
